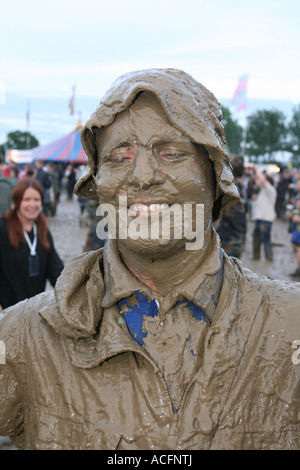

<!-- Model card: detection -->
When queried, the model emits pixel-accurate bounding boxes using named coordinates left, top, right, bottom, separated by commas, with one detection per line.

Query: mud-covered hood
left=75, top=68, right=240, bottom=218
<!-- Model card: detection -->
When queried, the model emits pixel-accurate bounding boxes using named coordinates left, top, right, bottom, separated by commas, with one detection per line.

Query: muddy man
left=0, top=69, right=299, bottom=450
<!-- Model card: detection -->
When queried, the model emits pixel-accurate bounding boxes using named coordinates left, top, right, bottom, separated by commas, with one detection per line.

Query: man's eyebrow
left=115, top=139, right=136, bottom=148
left=152, top=136, right=193, bottom=146
left=153, top=137, right=174, bottom=145
left=100, top=138, right=134, bottom=156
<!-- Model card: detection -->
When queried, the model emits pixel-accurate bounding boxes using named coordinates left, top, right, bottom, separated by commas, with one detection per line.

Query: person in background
left=275, top=169, right=291, bottom=220
left=46, top=162, right=60, bottom=216
left=34, top=159, right=52, bottom=215
left=215, top=154, right=247, bottom=259
left=83, top=199, right=107, bottom=251
left=0, top=178, right=64, bottom=311
left=19, top=164, right=34, bottom=179
left=286, top=178, right=300, bottom=280
left=7, top=168, right=19, bottom=187
left=77, top=165, right=88, bottom=226
left=3, top=161, right=19, bottom=179
left=78, top=197, right=88, bottom=227
left=55, top=163, right=65, bottom=202
left=0, top=176, right=13, bottom=217
left=251, top=166, right=277, bottom=261
left=245, top=166, right=259, bottom=220
left=66, top=165, right=77, bottom=200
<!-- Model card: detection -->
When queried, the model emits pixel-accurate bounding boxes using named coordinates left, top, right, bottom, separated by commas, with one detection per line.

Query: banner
left=232, top=74, right=248, bottom=111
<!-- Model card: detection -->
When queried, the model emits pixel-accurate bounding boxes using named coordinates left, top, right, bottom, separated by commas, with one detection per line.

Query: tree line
left=222, top=104, right=300, bottom=168
left=0, top=131, right=39, bottom=162
left=1, top=104, right=300, bottom=168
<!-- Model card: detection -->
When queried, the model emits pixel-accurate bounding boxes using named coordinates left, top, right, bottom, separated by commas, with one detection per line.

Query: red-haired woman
left=0, top=178, right=64, bottom=310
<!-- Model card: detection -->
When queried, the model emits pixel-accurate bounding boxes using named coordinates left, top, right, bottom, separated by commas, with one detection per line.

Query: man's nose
left=128, top=148, right=165, bottom=188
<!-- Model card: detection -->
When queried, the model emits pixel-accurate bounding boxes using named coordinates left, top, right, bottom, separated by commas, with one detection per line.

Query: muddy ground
left=1, top=193, right=298, bottom=450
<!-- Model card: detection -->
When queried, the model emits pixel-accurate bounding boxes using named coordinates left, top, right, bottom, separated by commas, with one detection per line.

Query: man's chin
left=117, top=235, right=187, bottom=258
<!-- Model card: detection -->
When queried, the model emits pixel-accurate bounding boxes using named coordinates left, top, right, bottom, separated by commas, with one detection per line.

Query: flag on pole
left=25, top=100, right=31, bottom=149
left=232, top=74, right=248, bottom=112
left=26, top=100, right=30, bottom=130
left=68, top=85, right=75, bottom=115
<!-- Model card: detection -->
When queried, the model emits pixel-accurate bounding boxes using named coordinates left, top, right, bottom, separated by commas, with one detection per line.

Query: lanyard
left=23, top=223, right=38, bottom=256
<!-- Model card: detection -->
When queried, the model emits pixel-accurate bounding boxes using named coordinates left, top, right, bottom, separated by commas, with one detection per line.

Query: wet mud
left=1, top=195, right=297, bottom=450
left=1, top=71, right=298, bottom=451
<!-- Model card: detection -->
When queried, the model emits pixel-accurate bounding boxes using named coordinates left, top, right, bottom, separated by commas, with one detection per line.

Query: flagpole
left=240, top=106, right=248, bottom=158
left=232, top=74, right=249, bottom=158
left=69, top=85, right=75, bottom=117
left=241, top=119, right=247, bottom=158
left=26, top=100, right=30, bottom=149
left=77, top=110, right=82, bottom=129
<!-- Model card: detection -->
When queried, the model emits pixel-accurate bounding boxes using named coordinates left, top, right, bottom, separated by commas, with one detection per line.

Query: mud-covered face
left=94, top=92, right=215, bottom=254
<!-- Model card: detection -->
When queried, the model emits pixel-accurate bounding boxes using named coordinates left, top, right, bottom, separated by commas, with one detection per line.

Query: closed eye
left=106, top=141, right=136, bottom=164
left=159, top=151, right=186, bottom=161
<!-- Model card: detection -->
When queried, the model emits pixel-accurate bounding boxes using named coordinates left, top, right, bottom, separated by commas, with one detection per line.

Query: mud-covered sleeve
left=0, top=305, right=26, bottom=439
left=0, top=364, right=23, bottom=437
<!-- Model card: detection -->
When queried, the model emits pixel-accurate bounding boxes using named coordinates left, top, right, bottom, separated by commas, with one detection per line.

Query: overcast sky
left=1, top=0, right=300, bottom=143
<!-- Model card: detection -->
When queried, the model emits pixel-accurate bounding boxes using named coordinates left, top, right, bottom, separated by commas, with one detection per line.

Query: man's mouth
left=128, top=203, right=169, bottom=216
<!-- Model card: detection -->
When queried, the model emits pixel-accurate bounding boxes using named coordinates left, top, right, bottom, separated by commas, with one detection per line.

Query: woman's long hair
left=3, top=178, right=50, bottom=252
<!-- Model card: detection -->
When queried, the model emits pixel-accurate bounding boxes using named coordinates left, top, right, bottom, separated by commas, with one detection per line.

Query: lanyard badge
left=23, top=223, right=40, bottom=277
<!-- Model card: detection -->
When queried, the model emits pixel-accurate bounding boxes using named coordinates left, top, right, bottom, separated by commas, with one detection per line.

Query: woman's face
left=17, top=187, right=42, bottom=225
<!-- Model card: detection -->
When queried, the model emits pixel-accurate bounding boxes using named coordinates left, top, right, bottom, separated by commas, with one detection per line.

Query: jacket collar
left=101, top=230, right=223, bottom=322
left=39, top=236, right=263, bottom=371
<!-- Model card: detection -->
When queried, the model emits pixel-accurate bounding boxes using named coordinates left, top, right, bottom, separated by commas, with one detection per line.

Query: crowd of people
left=0, top=178, right=64, bottom=311
left=1, top=156, right=300, bottom=313
left=0, top=159, right=108, bottom=313
left=0, top=160, right=86, bottom=215
left=0, top=160, right=89, bottom=312
left=215, top=159, right=300, bottom=279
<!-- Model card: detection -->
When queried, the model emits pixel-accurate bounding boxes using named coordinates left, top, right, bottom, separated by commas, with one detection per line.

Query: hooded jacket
left=0, top=239, right=299, bottom=450
left=74, top=68, right=240, bottom=221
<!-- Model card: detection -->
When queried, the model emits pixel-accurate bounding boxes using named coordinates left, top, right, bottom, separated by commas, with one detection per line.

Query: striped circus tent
left=32, top=121, right=86, bottom=164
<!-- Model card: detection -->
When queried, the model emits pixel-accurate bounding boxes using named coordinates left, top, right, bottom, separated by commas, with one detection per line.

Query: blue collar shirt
left=101, top=232, right=224, bottom=411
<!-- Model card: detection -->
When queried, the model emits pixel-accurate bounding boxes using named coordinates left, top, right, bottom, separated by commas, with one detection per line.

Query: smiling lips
left=128, top=203, right=169, bottom=216
left=25, top=209, right=40, bottom=217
